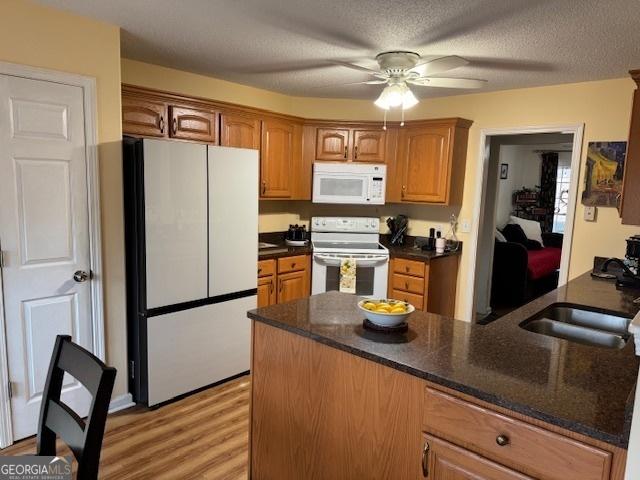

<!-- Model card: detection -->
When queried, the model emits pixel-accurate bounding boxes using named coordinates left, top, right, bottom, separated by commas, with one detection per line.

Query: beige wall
left=123, top=59, right=639, bottom=319
left=0, top=0, right=127, bottom=398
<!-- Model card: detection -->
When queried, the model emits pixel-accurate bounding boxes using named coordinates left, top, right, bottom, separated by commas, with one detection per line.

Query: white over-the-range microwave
left=312, top=162, right=387, bottom=205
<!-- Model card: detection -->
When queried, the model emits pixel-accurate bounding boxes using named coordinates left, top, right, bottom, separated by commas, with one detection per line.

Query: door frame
left=465, top=123, right=585, bottom=322
left=0, top=62, right=104, bottom=448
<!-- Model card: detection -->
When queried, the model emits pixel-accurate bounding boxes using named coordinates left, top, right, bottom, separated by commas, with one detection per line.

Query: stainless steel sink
left=520, top=304, right=631, bottom=349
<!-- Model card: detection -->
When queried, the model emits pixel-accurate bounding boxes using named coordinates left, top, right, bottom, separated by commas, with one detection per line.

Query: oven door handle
left=313, top=253, right=389, bottom=267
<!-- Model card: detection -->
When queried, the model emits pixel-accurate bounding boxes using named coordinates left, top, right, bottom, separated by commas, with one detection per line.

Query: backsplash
left=258, top=200, right=461, bottom=237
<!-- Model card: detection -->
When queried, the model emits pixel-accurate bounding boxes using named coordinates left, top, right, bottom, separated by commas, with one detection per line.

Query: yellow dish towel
left=339, top=258, right=356, bottom=294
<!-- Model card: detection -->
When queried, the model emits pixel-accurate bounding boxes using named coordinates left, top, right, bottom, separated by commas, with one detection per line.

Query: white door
left=0, top=74, right=93, bottom=440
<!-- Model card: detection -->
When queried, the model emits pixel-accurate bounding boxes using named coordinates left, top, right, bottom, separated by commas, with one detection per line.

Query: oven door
left=312, top=253, right=389, bottom=297
left=312, top=173, right=370, bottom=204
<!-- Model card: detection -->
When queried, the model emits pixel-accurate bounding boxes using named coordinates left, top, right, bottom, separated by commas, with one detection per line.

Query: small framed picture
left=500, top=163, right=509, bottom=179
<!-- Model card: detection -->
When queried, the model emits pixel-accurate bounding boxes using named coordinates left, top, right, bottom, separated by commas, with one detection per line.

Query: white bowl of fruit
left=357, top=299, right=415, bottom=327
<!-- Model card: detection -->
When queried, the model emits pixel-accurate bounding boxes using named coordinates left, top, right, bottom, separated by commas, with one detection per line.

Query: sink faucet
left=601, top=257, right=640, bottom=279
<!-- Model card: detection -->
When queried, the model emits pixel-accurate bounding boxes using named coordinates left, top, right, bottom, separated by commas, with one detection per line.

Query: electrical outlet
left=460, top=219, right=471, bottom=233
left=584, top=206, right=597, bottom=222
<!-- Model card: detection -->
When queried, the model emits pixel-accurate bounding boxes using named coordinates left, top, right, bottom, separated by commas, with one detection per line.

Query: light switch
left=584, top=206, right=597, bottom=222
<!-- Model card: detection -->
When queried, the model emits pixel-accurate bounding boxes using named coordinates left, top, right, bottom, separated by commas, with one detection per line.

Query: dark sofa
left=491, top=232, right=563, bottom=307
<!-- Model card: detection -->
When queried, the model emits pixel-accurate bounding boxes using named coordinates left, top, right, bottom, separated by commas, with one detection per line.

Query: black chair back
left=37, top=335, right=116, bottom=480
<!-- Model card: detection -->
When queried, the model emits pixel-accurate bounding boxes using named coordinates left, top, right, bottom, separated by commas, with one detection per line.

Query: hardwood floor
left=1, top=375, right=250, bottom=479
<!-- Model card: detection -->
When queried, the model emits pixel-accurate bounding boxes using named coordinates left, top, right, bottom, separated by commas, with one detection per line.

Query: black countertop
left=247, top=272, right=640, bottom=448
left=258, top=232, right=461, bottom=262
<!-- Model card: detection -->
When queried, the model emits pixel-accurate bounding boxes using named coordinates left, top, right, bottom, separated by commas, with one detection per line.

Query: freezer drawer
left=143, top=139, right=208, bottom=308
left=146, top=295, right=255, bottom=405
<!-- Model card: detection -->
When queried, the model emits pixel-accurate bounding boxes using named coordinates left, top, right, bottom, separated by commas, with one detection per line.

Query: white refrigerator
left=123, top=138, right=258, bottom=406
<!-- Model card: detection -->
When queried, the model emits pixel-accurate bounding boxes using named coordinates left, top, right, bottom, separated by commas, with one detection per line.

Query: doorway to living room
left=470, top=126, right=584, bottom=324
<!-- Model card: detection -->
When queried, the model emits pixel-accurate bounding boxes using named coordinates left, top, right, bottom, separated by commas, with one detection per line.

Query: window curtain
left=539, top=152, right=559, bottom=232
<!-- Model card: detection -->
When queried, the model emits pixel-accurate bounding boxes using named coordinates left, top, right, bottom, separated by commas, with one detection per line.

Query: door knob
left=73, top=270, right=89, bottom=283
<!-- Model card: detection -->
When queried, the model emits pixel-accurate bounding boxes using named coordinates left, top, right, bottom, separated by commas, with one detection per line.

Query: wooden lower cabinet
left=257, top=276, right=276, bottom=307
left=388, top=255, right=459, bottom=316
left=257, top=255, right=310, bottom=307
left=424, top=434, right=532, bottom=480
left=251, top=323, right=627, bottom=480
left=278, top=270, right=306, bottom=303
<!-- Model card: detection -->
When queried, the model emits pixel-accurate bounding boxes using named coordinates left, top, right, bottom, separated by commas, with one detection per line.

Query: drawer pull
left=258, top=268, right=262, bottom=274
left=291, top=262, right=296, bottom=268
left=405, top=266, right=410, bottom=272
left=496, top=434, right=510, bottom=447
left=270, top=280, right=274, bottom=294
left=405, top=281, right=409, bottom=289
left=422, top=441, right=430, bottom=477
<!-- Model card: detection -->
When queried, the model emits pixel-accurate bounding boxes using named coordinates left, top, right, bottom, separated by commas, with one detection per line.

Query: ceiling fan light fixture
left=375, top=82, right=419, bottom=110
left=402, top=89, right=419, bottom=109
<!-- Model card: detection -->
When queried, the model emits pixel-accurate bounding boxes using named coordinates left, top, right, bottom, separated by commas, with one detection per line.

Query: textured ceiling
left=37, top=0, right=640, bottom=99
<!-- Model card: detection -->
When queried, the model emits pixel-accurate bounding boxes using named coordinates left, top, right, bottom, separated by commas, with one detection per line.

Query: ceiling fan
left=330, top=51, right=487, bottom=110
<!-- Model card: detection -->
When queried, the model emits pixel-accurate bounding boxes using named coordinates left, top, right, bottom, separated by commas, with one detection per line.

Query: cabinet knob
left=159, top=116, right=165, bottom=134
left=291, top=262, right=296, bottom=268
left=344, top=146, right=348, bottom=159
left=270, top=280, right=274, bottom=294
left=172, top=117, right=177, bottom=134
left=258, top=268, right=262, bottom=274
left=261, top=181, right=266, bottom=195
left=496, top=434, right=510, bottom=447
left=405, top=266, right=410, bottom=272
left=354, top=145, right=358, bottom=159
left=405, top=281, right=409, bottom=290
left=401, top=185, right=406, bottom=199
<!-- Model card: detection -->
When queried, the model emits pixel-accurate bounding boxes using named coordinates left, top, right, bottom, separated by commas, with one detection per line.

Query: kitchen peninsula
left=247, top=273, right=640, bottom=479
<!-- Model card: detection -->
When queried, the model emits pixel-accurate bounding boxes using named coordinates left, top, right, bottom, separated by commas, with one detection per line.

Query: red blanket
left=527, top=247, right=562, bottom=280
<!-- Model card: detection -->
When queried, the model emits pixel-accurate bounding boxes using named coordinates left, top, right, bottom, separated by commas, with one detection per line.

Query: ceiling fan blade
left=330, top=60, right=382, bottom=76
left=409, top=56, right=469, bottom=76
left=408, top=77, right=487, bottom=89
left=312, top=79, right=388, bottom=89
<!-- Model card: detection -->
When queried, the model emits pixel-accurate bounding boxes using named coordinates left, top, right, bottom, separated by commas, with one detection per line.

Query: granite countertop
left=247, top=272, right=640, bottom=448
left=381, top=234, right=462, bottom=261
left=258, top=232, right=461, bottom=262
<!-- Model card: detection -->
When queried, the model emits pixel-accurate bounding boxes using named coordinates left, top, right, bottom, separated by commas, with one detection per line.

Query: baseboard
left=109, top=393, right=135, bottom=414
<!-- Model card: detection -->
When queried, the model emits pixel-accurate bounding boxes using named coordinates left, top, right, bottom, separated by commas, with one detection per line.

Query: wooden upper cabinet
left=313, top=126, right=387, bottom=162
left=392, top=119, right=471, bottom=205
left=353, top=129, right=386, bottom=162
left=220, top=113, right=261, bottom=150
left=122, top=96, right=168, bottom=137
left=399, top=125, right=451, bottom=203
left=620, top=69, right=640, bottom=225
left=316, top=128, right=350, bottom=161
left=261, top=119, right=296, bottom=198
left=169, top=106, right=217, bottom=143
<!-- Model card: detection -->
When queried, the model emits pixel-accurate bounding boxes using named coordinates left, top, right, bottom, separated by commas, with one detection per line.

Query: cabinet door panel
left=257, top=276, right=276, bottom=307
left=278, top=270, right=306, bottom=303
left=261, top=119, right=294, bottom=198
left=221, top=113, right=261, bottom=149
left=399, top=126, right=452, bottom=203
left=621, top=87, right=640, bottom=224
left=353, top=129, right=386, bottom=163
left=424, top=435, right=532, bottom=480
left=316, top=128, right=350, bottom=161
left=122, top=96, right=167, bottom=137
left=170, top=106, right=217, bottom=143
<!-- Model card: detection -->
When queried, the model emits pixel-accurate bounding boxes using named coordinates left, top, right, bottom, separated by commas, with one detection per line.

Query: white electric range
left=311, top=217, right=389, bottom=298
